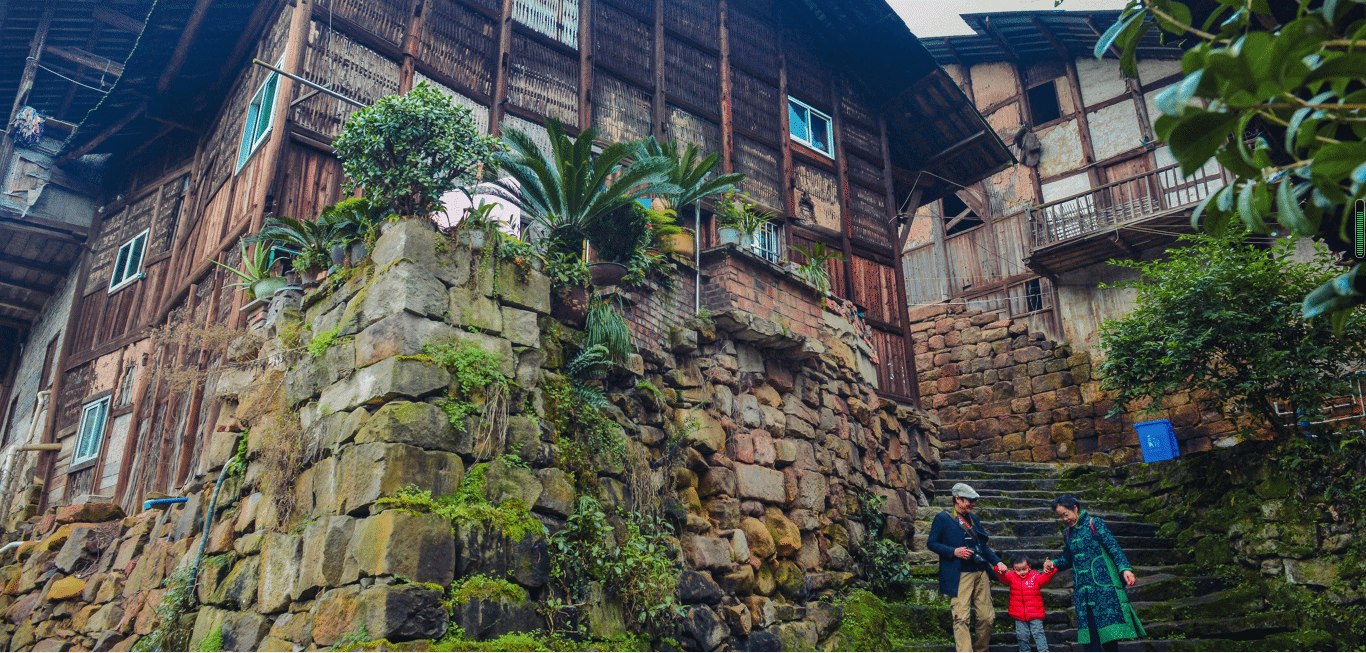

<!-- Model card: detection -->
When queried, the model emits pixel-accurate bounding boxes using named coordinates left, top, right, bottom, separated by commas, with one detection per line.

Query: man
left=927, top=482, right=1008, bottom=652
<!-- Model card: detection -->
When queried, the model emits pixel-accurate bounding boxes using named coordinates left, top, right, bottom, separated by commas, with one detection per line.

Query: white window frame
left=108, top=229, right=150, bottom=293
left=235, top=59, right=283, bottom=174
left=72, top=396, right=111, bottom=468
left=787, top=97, right=833, bottom=157
left=751, top=220, right=783, bottom=263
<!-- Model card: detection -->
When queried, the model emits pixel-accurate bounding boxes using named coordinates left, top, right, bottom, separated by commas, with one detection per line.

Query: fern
left=584, top=299, right=632, bottom=364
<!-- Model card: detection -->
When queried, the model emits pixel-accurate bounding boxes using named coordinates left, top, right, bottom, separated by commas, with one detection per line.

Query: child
left=995, top=553, right=1058, bottom=652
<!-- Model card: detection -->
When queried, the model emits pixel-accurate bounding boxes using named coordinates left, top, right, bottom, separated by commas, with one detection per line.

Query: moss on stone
left=448, top=574, right=528, bottom=606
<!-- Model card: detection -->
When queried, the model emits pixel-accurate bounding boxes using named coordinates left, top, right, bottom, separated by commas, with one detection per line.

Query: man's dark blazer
left=926, top=509, right=1003, bottom=597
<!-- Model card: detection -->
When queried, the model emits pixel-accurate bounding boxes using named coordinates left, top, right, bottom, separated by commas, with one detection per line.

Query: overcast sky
left=887, top=0, right=1128, bottom=38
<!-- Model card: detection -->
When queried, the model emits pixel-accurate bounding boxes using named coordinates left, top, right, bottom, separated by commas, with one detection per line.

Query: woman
left=1042, top=495, right=1145, bottom=652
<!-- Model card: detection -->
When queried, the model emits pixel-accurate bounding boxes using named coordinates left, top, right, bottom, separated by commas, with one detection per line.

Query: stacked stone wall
left=620, top=261, right=696, bottom=354
left=0, top=222, right=940, bottom=652
left=910, top=303, right=1236, bottom=466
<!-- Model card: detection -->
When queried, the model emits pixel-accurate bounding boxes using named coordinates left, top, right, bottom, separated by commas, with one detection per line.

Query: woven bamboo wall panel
left=594, top=75, right=653, bottom=145
left=415, top=72, right=490, bottom=133
left=150, top=176, right=185, bottom=256
left=293, top=22, right=401, bottom=137
left=501, top=115, right=555, bottom=159
left=784, top=32, right=831, bottom=106
left=335, top=0, right=409, bottom=47
left=842, top=120, right=880, bottom=157
left=512, top=0, right=580, bottom=48
left=666, top=104, right=720, bottom=158
left=663, top=0, right=719, bottom=49
left=419, top=0, right=499, bottom=97
left=845, top=154, right=884, bottom=189
left=728, top=0, right=773, bottom=17
left=664, top=38, right=719, bottom=115
left=601, top=0, right=653, bottom=20
left=735, top=135, right=782, bottom=210
left=839, top=80, right=877, bottom=130
left=57, top=362, right=91, bottom=433
left=849, top=184, right=891, bottom=248
left=793, top=163, right=840, bottom=232
left=509, top=33, right=580, bottom=125
left=594, top=2, right=652, bottom=84
left=726, top=9, right=777, bottom=76
left=730, top=68, right=779, bottom=142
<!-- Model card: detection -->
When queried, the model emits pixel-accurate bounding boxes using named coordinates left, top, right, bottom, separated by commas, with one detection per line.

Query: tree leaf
left=1094, top=12, right=1141, bottom=59
left=1168, top=110, right=1240, bottom=174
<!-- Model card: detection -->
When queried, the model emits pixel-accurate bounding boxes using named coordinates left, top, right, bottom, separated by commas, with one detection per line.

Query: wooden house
left=0, top=0, right=1010, bottom=517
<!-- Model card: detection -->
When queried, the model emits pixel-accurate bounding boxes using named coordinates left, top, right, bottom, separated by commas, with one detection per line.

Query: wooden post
left=1065, top=59, right=1100, bottom=189
left=578, top=0, right=593, bottom=131
left=399, top=0, right=425, bottom=93
left=491, top=0, right=515, bottom=135
left=829, top=82, right=856, bottom=303
left=718, top=0, right=733, bottom=176
left=0, top=7, right=55, bottom=183
left=651, top=0, right=665, bottom=140
left=882, top=118, right=921, bottom=406
left=247, top=0, right=312, bottom=238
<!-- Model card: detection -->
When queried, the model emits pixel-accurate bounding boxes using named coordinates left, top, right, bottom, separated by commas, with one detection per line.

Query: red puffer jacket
left=995, top=567, right=1058, bottom=620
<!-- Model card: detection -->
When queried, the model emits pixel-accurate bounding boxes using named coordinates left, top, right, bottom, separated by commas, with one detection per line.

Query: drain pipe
left=143, top=497, right=189, bottom=510
left=189, top=436, right=239, bottom=587
left=695, top=202, right=701, bottom=313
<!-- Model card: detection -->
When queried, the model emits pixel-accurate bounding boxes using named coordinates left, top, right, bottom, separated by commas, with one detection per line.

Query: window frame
left=235, top=60, right=283, bottom=174
left=108, top=229, right=150, bottom=293
left=787, top=96, right=834, bottom=158
left=71, top=395, right=111, bottom=469
left=751, top=220, right=783, bottom=263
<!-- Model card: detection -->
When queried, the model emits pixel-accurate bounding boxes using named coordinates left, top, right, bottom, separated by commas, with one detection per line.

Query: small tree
left=333, top=82, right=500, bottom=218
left=1098, top=233, right=1366, bottom=439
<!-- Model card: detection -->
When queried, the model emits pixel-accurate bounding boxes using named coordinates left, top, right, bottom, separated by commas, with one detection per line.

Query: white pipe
left=694, top=202, right=701, bottom=313
left=0, top=541, right=21, bottom=554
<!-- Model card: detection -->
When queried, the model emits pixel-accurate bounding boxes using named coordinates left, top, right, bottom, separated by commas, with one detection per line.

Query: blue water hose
left=143, top=497, right=189, bottom=511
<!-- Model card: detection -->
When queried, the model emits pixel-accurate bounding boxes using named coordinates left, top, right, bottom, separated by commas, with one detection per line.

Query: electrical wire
left=27, top=58, right=110, bottom=94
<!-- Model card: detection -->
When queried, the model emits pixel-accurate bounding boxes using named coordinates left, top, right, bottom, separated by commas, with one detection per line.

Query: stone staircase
left=893, top=461, right=1296, bottom=652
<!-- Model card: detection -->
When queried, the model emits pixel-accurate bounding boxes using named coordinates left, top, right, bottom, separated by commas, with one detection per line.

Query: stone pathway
left=894, top=460, right=1296, bottom=652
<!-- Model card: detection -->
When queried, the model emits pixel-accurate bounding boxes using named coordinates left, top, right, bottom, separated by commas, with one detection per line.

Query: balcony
left=1025, top=163, right=1227, bottom=275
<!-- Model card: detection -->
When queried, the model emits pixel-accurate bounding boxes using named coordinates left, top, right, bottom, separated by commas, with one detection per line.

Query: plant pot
left=718, top=226, right=742, bottom=245
left=330, top=245, right=348, bottom=269
left=251, top=277, right=289, bottom=300
left=551, top=286, right=590, bottom=327
left=589, top=262, right=628, bottom=287
left=666, top=232, right=695, bottom=258
left=740, top=233, right=755, bottom=249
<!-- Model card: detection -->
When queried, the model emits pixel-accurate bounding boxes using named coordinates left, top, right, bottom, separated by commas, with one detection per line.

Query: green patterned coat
left=1050, top=512, right=1146, bottom=646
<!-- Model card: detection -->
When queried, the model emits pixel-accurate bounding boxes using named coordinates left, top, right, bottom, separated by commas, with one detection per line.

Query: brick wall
left=621, top=263, right=696, bottom=353
left=699, top=245, right=824, bottom=341
left=910, top=304, right=1237, bottom=465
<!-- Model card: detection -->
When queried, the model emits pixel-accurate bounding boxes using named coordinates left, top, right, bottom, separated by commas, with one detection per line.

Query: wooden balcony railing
left=1028, top=163, right=1226, bottom=250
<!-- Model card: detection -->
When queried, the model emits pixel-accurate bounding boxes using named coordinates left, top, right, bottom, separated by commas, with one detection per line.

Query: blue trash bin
left=1134, top=418, right=1179, bottom=463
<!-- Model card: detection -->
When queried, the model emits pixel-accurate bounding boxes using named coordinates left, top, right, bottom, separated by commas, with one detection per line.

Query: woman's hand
left=954, top=547, right=972, bottom=559
left=1042, top=559, right=1055, bottom=573
left=996, top=562, right=1008, bottom=574
left=1122, top=570, right=1136, bottom=587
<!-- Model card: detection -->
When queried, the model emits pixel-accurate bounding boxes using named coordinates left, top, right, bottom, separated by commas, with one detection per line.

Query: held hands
left=954, top=547, right=973, bottom=560
left=1123, top=570, right=1136, bottom=587
left=1042, top=559, right=1055, bottom=573
left=996, top=561, right=1008, bottom=574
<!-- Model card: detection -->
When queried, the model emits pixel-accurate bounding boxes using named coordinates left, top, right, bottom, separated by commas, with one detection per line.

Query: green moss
left=308, top=325, right=344, bottom=358
left=449, top=574, right=528, bottom=606
left=424, top=341, right=512, bottom=433
left=194, top=626, right=223, bottom=652
left=375, top=465, right=544, bottom=542
left=837, top=590, right=951, bottom=651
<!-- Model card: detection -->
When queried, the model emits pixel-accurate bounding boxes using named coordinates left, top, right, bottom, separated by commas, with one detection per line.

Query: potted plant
left=735, top=203, right=774, bottom=250
left=790, top=242, right=845, bottom=296
left=454, top=199, right=500, bottom=250
left=545, top=251, right=592, bottom=326
left=714, top=190, right=746, bottom=246
left=210, top=240, right=286, bottom=300
left=333, top=82, right=501, bottom=222
left=628, top=138, right=743, bottom=255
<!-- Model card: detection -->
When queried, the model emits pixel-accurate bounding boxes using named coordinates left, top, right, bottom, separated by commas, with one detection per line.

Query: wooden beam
left=978, top=16, right=1020, bottom=61
left=57, top=21, right=105, bottom=120
left=144, top=113, right=201, bottom=134
left=0, top=278, right=54, bottom=299
left=93, top=7, right=145, bottom=34
left=0, top=316, right=30, bottom=330
left=157, top=0, right=215, bottom=94
left=0, top=301, right=38, bottom=317
left=919, top=130, right=988, bottom=174
left=59, top=101, right=147, bottom=164
left=1032, top=17, right=1071, bottom=59
left=0, top=7, right=55, bottom=192
left=882, top=117, right=922, bottom=407
left=941, top=39, right=968, bottom=68
left=0, top=253, right=58, bottom=277
left=0, top=217, right=86, bottom=244
left=43, top=46, right=124, bottom=78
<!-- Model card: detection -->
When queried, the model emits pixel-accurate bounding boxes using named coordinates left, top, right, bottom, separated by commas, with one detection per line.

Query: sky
left=887, top=0, right=1128, bottom=38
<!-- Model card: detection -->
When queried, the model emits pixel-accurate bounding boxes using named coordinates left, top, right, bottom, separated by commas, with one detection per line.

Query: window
left=942, top=194, right=983, bottom=236
left=108, top=230, right=149, bottom=292
left=751, top=220, right=782, bottom=263
left=72, top=396, right=111, bottom=468
left=1027, top=80, right=1062, bottom=125
left=1025, top=278, right=1044, bottom=313
left=788, top=97, right=832, bottom=157
left=236, top=67, right=281, bottom=173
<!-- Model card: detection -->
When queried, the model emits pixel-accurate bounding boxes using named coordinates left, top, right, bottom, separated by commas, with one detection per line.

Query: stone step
left=1141, top=611, right=1300, bottom=640
left=939, top=469, right=1054, bottom=481
left=1116, top=639, right=1256, bottom=652
left=934, top=478, right=1064, bottom=492
left=912, top=534, right=1169, bottom=553
left=916, top=505, right=1140, bottom=523
left=941, top=461, right=1082, bottom=474
left=931, top=492, right=1088, bottom=508
left=1125, top=575, right=1233, bottom=604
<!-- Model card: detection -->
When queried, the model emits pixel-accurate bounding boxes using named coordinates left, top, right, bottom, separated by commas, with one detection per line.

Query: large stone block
left=348, top=510, right=455, bottom=586
left=482, top=458, right=542, bottom=508
left=449, top=330, right=518, bottom=379
left=735, top=464, right=786, bottom=504
left=764, top=507, right=802, bottom=557
left=535, top=468, right=574, bottom=517
left=370, top=218, right=471, bottom=287
left=209, top=555, right=260, bottom=611
left=355, top=311, right=462, bottom=368
left=361, top=584, right=449, bottom=642
left=332, top=443, right=464, bottom=515
left=684, top=605, right=729, bottom=650
left=501, top=307, right=540, bottom=347
left=298, top=516, right=357, bottom=600
left=258, top=533, right=302, bottom=613
left=55, top=503, right=124, bottom=525
left=685, top=535, right=734, bottom=570
left=355, top=260, right=449, bottom=329
left=354, top=401, right=459, bottom=453
left=685, top=411, right=725, bottom=454
left=449, top=597, right=542, bottom=640
left=318, top=357, right=451, bottom=413
left=452, top=521, right=549, bottom=588
left=492, top=262, right=551, bottom=314
left=448, top=286, right=503, bottom=334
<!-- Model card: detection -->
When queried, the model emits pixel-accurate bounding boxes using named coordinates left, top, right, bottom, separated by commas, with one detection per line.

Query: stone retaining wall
left=0, top=221, right=940, bottom=652
left=910, top=303, right=1235, bottom=465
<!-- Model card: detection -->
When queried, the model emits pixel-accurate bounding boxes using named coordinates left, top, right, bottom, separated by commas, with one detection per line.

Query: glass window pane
left=811, top=114, right=831, bottom=154
left=126, top=234, right=146, bottom=278
left=110, top=245, right=130, bottom=288
left=255, top=76, right=277, bottom=144
left=788, top=102, right=808, bottom=143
